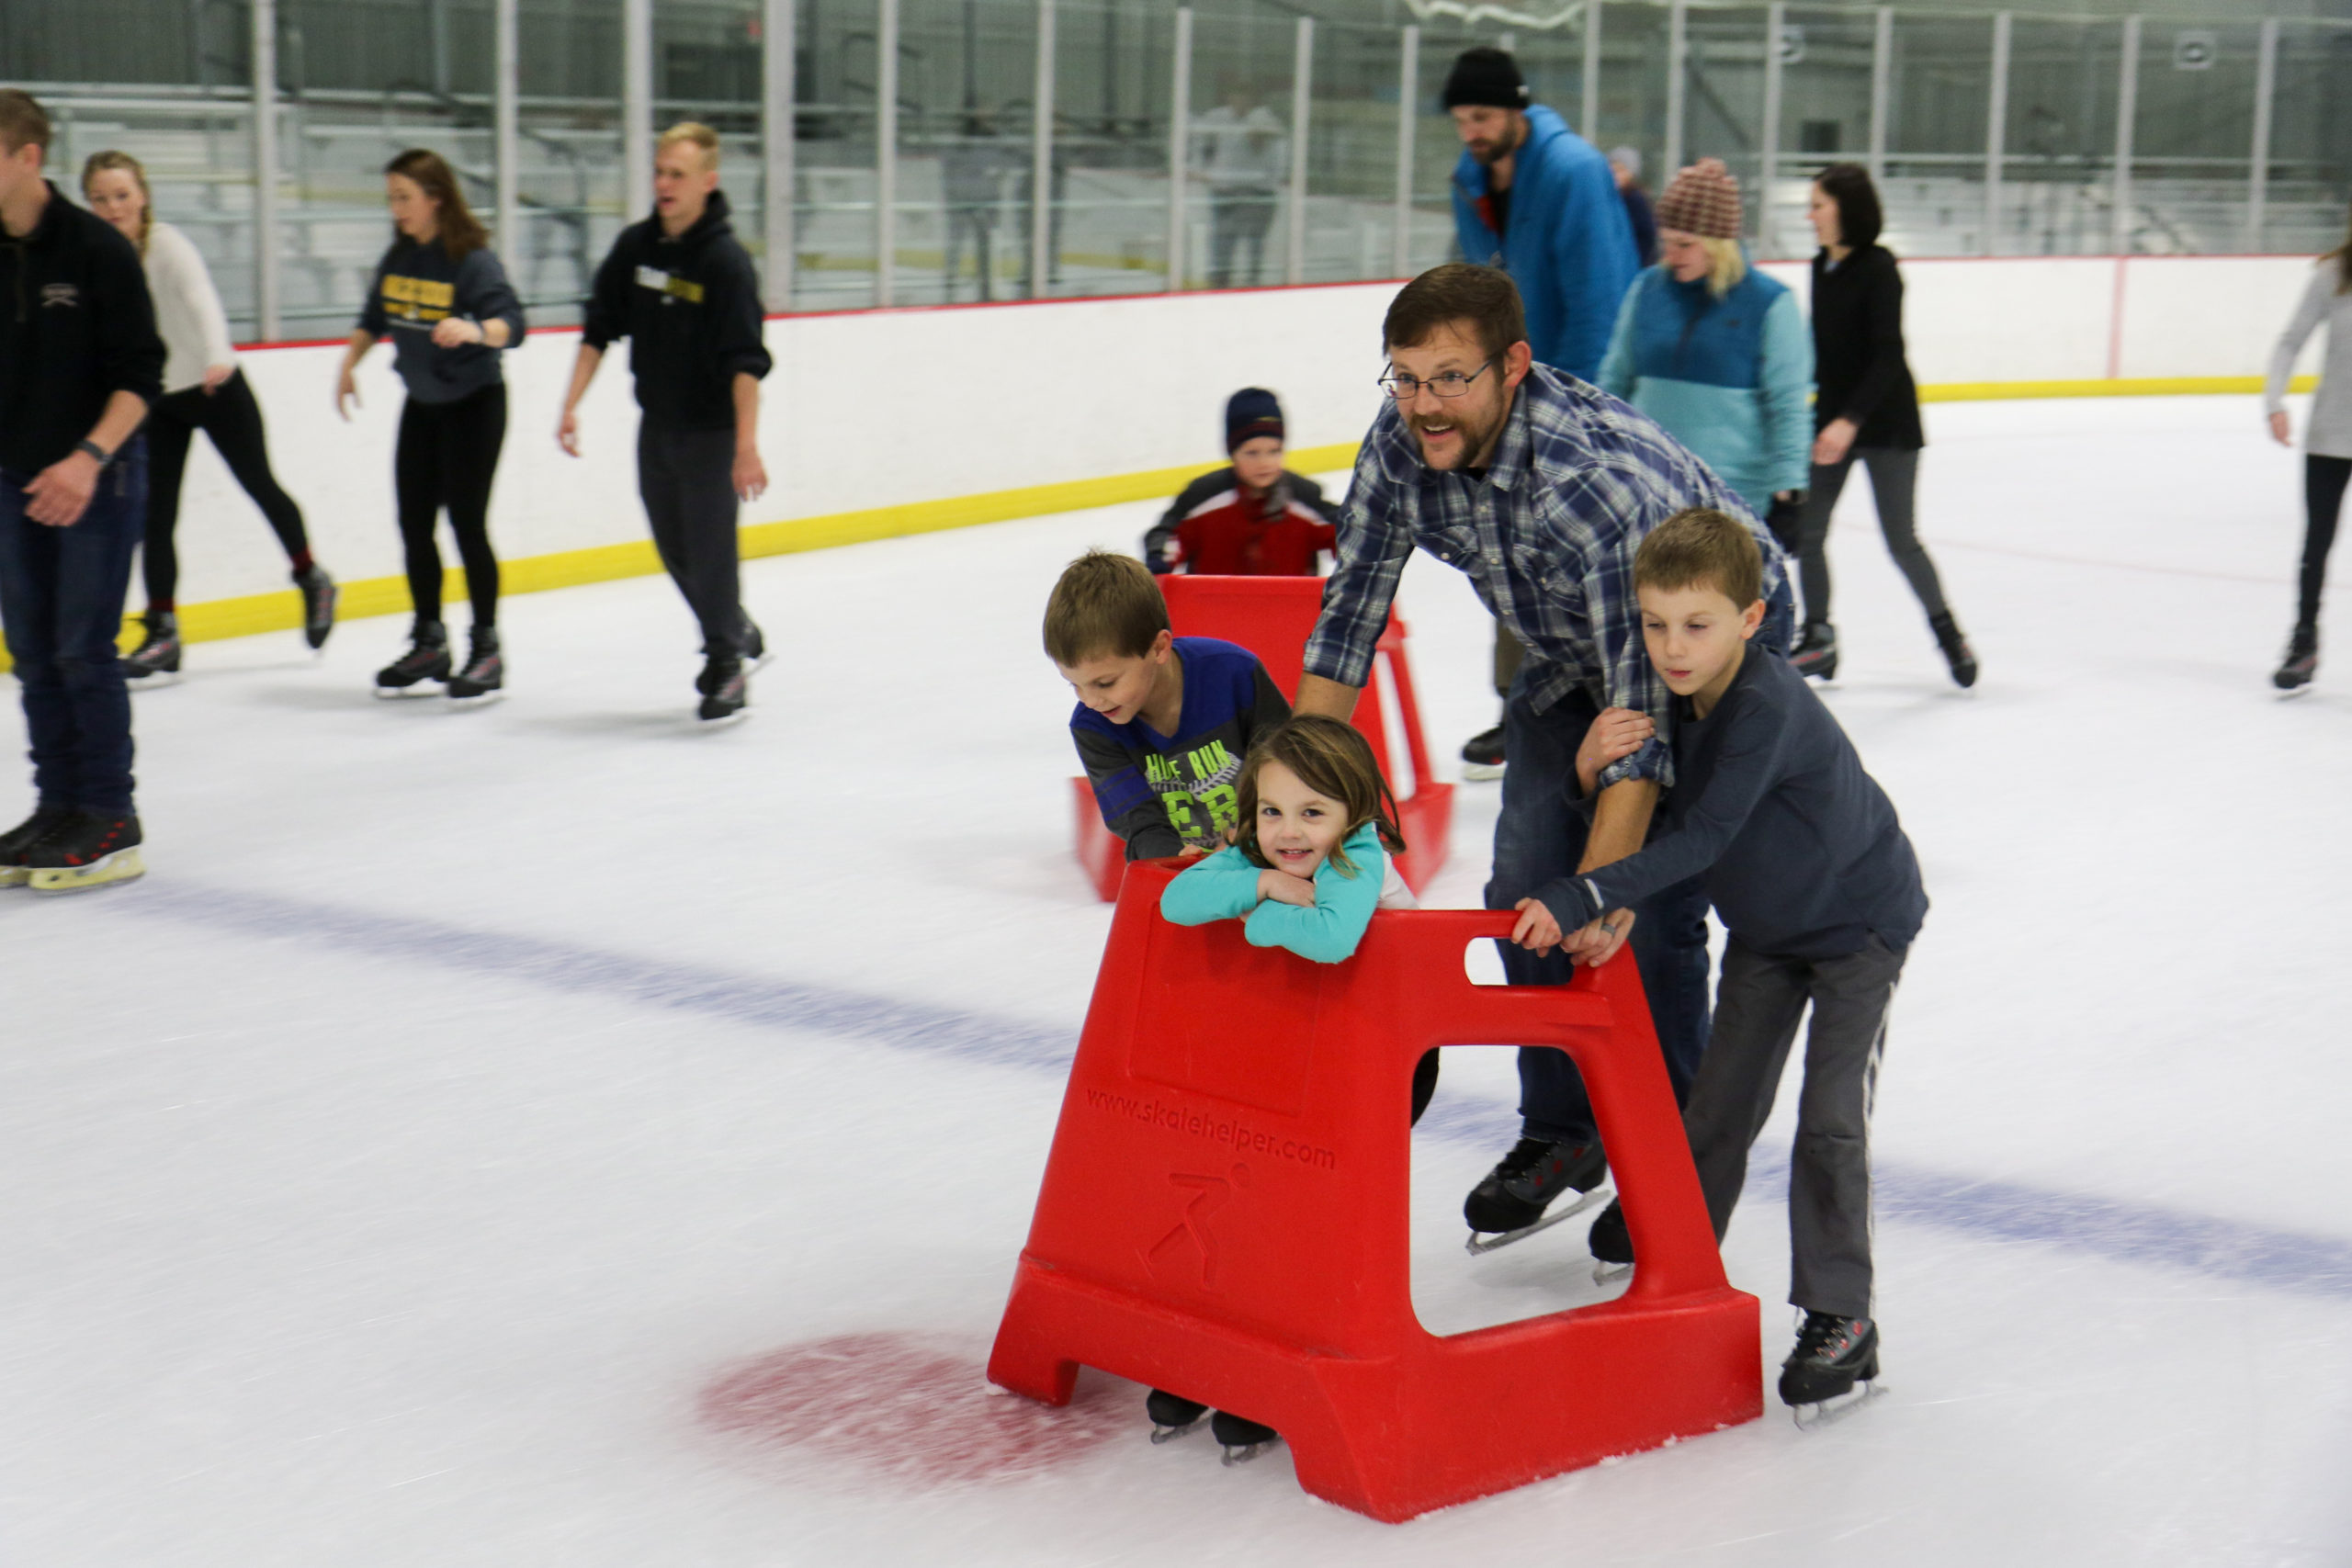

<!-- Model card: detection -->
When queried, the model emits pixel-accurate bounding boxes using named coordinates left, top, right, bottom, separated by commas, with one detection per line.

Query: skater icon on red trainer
left=1142, top=1164, right=1250, bottom=1290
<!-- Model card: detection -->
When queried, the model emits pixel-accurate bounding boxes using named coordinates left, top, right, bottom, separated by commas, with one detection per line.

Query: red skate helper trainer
left=987, top=861, right=1762, bottom=1522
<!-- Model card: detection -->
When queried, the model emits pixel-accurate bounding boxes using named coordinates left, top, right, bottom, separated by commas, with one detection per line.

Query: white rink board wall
left=164, top=256, right=2331, bottom=609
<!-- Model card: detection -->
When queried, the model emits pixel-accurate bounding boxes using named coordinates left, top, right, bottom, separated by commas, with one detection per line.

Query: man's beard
left=1408, top=394, right=1504, bottom=470
left=1471, top=118, right=1523, bottom=167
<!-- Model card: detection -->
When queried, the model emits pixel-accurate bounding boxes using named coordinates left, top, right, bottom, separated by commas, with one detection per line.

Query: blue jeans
left=0, top=441, right=147, bottom=817
left=1485, top=591, right=1794, bottom=1148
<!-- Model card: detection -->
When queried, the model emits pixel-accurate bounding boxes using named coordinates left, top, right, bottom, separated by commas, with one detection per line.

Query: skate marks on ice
left=696, top=1331, right=1127, bottom=1488
left=82, top=880, right=2352, bottom=1306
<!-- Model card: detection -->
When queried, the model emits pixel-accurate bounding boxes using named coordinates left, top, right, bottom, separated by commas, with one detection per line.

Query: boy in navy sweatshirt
left=1508, top=506, right=1926, bottom=1422
left=1045, top=550, right=1289, bottom=860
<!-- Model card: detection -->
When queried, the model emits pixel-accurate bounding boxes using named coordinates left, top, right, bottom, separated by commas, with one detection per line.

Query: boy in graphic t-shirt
left=1045, top=550, right=1289, bottom=860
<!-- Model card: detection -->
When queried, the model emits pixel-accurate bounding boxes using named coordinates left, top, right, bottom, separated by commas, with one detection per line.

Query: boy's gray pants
left=1683, top=933, right=1906, bottom=1321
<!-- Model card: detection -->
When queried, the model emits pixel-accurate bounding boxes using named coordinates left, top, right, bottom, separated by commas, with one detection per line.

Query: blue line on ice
left=122, top=882, right=2352, bottom=1303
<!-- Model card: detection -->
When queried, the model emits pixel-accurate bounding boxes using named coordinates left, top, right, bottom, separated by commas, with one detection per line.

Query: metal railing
left=17, top=0, right=2352, bottom=342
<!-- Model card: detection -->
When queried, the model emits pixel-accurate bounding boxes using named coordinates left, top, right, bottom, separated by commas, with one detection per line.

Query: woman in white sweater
left=81, top=152, right=335, bottom=679
left=2263, top=230, right=2352, bottom=692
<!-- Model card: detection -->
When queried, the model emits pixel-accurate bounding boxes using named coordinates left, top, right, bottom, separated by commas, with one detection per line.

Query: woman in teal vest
left=1597, top=159, right=1812, bottom=549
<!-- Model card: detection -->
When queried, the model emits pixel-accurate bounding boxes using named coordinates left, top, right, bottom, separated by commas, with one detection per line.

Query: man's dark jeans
left=0, top=441, right=146, bottom=818
left=1483, top=593, right=1794, bottom=1150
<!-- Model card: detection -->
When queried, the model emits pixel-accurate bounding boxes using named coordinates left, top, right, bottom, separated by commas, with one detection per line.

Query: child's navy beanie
left=1226, top=387, right=1284, bottom=452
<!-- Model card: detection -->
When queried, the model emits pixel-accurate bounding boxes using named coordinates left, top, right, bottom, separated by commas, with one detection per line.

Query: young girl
left=1146, top=715, right=1425, bottom=1464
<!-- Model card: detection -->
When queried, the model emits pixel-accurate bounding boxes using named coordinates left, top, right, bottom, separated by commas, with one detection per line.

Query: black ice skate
left=742, top=619, right=770, bottom=671
left=294, top=564, right=339, bottom=650
left=1145, top=1389, right=1208, bottom=1444
left=447, top=628, right=504, bottom=704
left=1780, top=1310, right=1883, bottom=1429
left=1459, top=723, right=1506, bottom=781
left=2274, top=623, right=2318, bottom=692
left=1791, top=622, right=1838, bottom=682
left=698, top=655, right=748, bottom=723
left=1210, top=1409, right=1280, bottom=1466
left=1928, top=611, right=1978, bottom=689
left=0, top=803, right=74, bottom=888
left=23, top=810, right=144, bottom=894
left=1585, top=1198, right=1635, bottom=1283
left=122, top=611, right=182, bottom=683
left=375, top=622, right=451, bottom=696
left=1464, top=1136, right=1611, bottom=1254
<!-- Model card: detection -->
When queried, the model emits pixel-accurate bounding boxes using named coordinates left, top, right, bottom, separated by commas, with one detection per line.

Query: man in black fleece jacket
left=0, top=91, right=166, bottom=893
left=560, top=122, right=775, bottom=723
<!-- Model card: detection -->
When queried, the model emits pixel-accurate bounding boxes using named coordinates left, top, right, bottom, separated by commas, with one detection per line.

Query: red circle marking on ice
left=697, top=1332, right=1127, bottom=1485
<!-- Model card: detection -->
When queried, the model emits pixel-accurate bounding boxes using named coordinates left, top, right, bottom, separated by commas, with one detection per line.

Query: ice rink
left=7, top=394, right=2352, bottom=1565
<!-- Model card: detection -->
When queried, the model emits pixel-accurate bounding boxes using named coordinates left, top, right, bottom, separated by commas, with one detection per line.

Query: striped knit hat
left=1654, top=158, right=1742, bottom=240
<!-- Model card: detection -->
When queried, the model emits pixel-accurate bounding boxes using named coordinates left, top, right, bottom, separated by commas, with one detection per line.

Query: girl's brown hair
left=81, top=149, right=153, bottom=254
left=384, top=147, right=489, bottom=258
left=1234, top=715, right=1406, bottom=879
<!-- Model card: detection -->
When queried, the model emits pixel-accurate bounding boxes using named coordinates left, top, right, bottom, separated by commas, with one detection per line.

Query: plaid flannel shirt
left=1304, top=364, right=1789, bottom=792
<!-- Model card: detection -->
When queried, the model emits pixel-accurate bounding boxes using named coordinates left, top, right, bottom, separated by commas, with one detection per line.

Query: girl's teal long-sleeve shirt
left=1159, top=823, right=1403, bottom=964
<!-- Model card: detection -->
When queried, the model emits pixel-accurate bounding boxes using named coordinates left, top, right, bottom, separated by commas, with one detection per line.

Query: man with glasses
left=1295, top=264, right=1792, bottom=1248
left=560, top=122, right=773, bottom=723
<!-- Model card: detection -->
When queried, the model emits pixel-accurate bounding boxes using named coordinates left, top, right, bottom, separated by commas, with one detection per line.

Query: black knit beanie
left=1442, top=47, right=1529, bottom=111
left=1226, top=387, right=1284, bottom=453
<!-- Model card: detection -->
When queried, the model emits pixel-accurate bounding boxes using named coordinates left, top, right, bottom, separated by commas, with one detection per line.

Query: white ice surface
left=7, top=395, right=2352, bottom=1565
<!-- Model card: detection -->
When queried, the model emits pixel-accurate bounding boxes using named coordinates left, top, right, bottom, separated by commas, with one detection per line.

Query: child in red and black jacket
left=1142, top=388, right=1341, bottom=576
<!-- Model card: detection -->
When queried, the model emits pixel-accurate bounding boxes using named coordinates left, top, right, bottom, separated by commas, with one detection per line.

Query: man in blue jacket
left=1446, top=48, right=1636, bottom=382
left=1446, top=47, right=1639, bottom=776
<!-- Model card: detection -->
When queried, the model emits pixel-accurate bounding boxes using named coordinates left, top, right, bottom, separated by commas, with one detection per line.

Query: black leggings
left=395, top=382, right=506, bottom=628
left=1796, top=446, right=1950, bottom=626
left=141, top=368, right=311, bottom=610
left=2301, top=455, right=2350, bottom=629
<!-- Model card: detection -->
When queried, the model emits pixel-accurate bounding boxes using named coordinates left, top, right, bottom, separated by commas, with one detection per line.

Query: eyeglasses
left=1377, top=355, right=1498, bottom=400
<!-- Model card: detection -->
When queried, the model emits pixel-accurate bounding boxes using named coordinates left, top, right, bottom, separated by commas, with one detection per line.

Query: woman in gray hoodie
left=2264, top=222, right=2352, bottom=691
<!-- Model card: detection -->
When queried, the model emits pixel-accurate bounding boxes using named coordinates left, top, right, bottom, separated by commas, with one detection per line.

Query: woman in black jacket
left=1791, top=164, right=1974, bottom=687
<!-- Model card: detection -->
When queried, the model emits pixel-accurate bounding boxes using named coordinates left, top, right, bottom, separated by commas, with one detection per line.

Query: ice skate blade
left=28, top=848, right=145, bottom=895
left=0, top=864, right=28, bottom=888
left=1592, top=1260, right=1633, bottom=1285
left=1464, top=1183, right=1611, bottom=1256
left=1460, top=761, right=1505, bottom=782
left=125, top=671, right=183, bottom=689
left=373, top=684, right=445, bottom=700
left=1220, top=1439, right=1280, bottom=1467
left=1148, top=1417, right=1204, bottom=1446
left=1791, top=1381, right=1884, bottom=1431
left=447, top=689, right=506, bottom=707
left=697, top=707, right=749, bottom=728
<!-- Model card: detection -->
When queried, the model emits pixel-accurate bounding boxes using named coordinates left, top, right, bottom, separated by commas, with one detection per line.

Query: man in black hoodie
left=0, top=90, right=166, bottom=893
left=559, top=121, right=775, bottom=723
